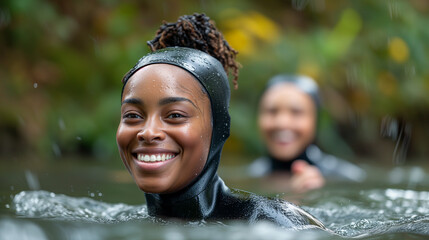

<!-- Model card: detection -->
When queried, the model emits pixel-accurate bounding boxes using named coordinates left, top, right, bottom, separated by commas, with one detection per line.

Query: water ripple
left=13, top=190, right=149, bottom=223
left=5, top=189, right=429, bottom=239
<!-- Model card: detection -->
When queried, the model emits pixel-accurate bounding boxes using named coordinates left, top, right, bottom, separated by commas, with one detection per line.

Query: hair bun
left=147, top=13, right=240, bottom=89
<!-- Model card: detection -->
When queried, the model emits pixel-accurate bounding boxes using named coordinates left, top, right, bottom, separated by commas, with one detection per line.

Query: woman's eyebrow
left=159, top=97, right=198, bottom=109
left=121, top=98, right=143, bottom=105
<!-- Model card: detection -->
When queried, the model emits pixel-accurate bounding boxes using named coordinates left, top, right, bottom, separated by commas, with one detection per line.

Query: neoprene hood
left=265, top=74, right=321, bottom=110
left=122, top=47, right=231, bottom=215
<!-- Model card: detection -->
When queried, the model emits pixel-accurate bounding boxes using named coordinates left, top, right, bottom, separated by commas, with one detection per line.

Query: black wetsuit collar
left=269, top=146, right=314, bottom=173
left=145, top=175, right=225, bottom=219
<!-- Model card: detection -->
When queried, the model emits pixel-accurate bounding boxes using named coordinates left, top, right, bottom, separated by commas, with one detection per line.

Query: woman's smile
left=135, top=153, right=177, bottom=163
left=132, top=147, right=179, bottom=163
left=270, top=129, right=297, bottom=145
left=131, top=147, right=179, bottom=172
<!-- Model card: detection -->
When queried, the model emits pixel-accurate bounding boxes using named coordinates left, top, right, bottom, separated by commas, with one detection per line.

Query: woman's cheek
left=174, top=125, right=198, bottom=147
left=116, top=124, right=134, bottom=170
left=116, top=124, right=128, bottom=149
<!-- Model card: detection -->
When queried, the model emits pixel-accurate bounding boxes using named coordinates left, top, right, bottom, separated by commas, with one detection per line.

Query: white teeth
left=272, top=130, right=295, bottom=143
left=137, top=153, right=175, bottom=162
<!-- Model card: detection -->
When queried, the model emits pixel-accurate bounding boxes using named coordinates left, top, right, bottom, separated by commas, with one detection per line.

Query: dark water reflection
left=1, top=162, right=429, bottom=239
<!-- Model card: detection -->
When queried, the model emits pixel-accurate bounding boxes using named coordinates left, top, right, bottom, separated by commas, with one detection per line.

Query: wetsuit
left=122, top=47, right=324, bottom=228
left=248, top=144, right=366, bottom=182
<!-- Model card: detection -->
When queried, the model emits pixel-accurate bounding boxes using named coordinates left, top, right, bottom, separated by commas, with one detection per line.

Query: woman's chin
left=138, top=185, right=165, bottom=194
left=134, top=180, right=167, bottom=194
left=272, top=151, right=301, bottom=161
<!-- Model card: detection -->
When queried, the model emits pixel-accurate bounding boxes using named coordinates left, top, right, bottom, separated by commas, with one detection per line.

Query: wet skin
left=258, top=83, right=316, bottom=161
left=116, top=64, right=212, bottom=194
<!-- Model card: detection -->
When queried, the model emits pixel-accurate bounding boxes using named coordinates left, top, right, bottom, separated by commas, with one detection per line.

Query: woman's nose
left=274, top=112, right=292, bottom=128
left=137, top=118, right=165, bottom=143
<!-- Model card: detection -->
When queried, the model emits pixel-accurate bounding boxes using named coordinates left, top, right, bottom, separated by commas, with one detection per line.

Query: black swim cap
left=264, top=74, right=321, bottom=109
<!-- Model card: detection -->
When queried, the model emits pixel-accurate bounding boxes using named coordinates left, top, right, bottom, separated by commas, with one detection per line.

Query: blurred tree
left=1, top=0, right=429, bottom=167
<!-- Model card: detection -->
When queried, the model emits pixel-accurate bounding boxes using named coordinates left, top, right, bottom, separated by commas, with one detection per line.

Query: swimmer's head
left=117, top=14, right=238, bottom=194
left=118, top=63, right=213, bottom=194
left=258, top=75, right=320, bottom=161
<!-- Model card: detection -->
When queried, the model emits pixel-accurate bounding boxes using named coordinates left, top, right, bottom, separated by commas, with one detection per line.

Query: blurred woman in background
left=249, top=74, right=366, bottom=193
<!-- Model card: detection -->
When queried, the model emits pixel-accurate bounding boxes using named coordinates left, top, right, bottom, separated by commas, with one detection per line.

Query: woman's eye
left=123, top=113, right=142, bottom=119
left=263, top=108, right=278, bottom=116
left=291, top=108, right=304, bottom=116
left=167, top=113, right=185, bottom=119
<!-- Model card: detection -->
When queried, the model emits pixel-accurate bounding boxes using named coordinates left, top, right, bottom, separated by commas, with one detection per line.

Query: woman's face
left=258, top=83, right=316, bottom=161
left=117, top=64, right=212, bottom=194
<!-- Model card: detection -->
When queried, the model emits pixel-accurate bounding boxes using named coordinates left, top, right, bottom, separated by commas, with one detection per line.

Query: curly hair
left=147, top=13, right=240, bottom=89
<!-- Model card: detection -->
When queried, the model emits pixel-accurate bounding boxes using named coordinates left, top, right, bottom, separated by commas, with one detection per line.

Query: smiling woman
left=115, top=13, right=325, bottom=229
left=249, top=74, right=366, bottom=194
left=117, top=64, right=212, bottom=194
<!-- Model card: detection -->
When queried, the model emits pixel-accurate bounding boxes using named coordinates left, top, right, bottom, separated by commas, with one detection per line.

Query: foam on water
left=12, top=190, right=149, bottom=223
left=2, top=188, right=429, bottom=239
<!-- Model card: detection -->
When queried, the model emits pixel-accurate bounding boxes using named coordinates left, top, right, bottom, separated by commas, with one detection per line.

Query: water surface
left=1, top=163, right=429, bottom=239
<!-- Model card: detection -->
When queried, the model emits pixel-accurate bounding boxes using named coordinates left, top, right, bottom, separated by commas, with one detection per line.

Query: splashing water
left=291, top=0, right=325, bottom=12
left=12, top=191, right=149, bottom=223
left=292, top=0, right=310, bottom=11
left=24, top=170, right=40, bottom=190
left=1, top=188, right=428, bottom=239
left=387, top=0, right=402, bottom=19
left=380, top=116, right=412, bottom=164
left=306, top=188, right=429, bottom=237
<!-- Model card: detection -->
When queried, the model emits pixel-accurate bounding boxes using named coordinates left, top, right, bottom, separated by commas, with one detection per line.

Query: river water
left=1, top=162, right=429, bottom=239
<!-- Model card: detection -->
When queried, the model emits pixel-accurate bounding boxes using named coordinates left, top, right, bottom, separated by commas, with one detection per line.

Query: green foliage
left=1, top=0, right=429, bottom=164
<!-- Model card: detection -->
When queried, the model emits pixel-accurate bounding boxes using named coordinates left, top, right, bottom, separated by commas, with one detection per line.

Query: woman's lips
left=271, top=130, right=296, bottom=144
left=131, top=151, right=179, bottom=172
left=136, top=153, right=177, bottom=163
